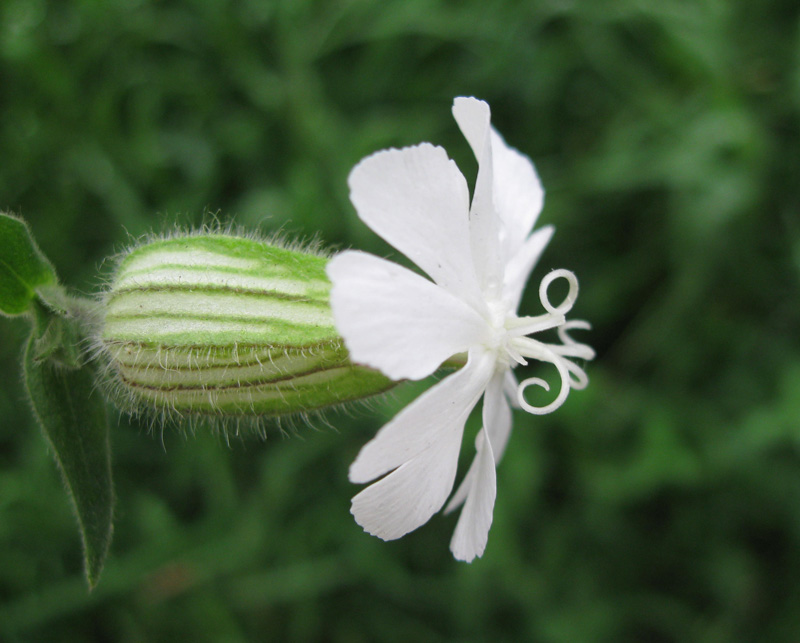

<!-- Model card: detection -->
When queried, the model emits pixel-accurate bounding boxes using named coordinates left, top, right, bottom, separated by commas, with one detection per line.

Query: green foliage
left=0, top=212, right=57, bottom=316
left=0, top=207, right=115, bottom=589
left=0, top=0, right=799, bottom=641
left=23, top=304, right=114, bottom=590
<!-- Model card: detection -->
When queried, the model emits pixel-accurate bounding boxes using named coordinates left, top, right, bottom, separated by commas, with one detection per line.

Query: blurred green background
left=1, top=0, right=799, bottom=641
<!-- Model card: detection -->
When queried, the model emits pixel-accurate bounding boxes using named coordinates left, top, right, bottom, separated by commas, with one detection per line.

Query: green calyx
left=100, top=234, right=395, bottom=417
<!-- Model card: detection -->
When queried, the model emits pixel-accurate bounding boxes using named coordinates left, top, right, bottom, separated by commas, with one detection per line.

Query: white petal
left=349, top=350, right=495, bottom=484
left=348, top=143, right=484, bottom=309
left=349, top=352, right=495, bottom=541
left=504, top=369, right=522, bottom=410
left=452, top=97, right=491, bottom=160
left=490, top=128, right=545, bottom=259
left=351, top=428, right=466, bottom=542
left=453, top=97, right=503, bottom=297
left=328, top=251, right=490, bottom=381
left=449, top=428, right=497, bottom=562
left=503, top=225, right=554, bottom=312
left=445, top=370, right=511, bottom=513
left=443, top=446, right=480, bottom=516
left=484, top=370, right=513, bottom=462
left=454, top=97, right=546, bottom=271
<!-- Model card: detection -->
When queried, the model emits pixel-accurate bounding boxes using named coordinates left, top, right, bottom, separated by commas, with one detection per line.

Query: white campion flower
left=327, top=97, right=594, bottom=562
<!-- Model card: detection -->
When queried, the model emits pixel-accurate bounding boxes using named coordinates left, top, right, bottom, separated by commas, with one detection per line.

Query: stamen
left=505, top=312, right=566, bottom=337
left=551, top=342, right=596, bottom=361
left=517, top=356, right=572, bottom=415
left=510, top=336, right=551, bottom=362
left=561, top=358, right=589, bottom=390
left=539, top=269, right=579, bottom=316
left=557, top=320, right=592, bottom=345
left=552, top=320, right=596, bottom=361
left=500, top=270, right=593, bottom=415
left=504, top=342, right=528, bottom=366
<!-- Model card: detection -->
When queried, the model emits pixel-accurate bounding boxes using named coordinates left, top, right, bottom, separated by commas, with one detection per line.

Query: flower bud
left=99, top=233, right=394, bottom=418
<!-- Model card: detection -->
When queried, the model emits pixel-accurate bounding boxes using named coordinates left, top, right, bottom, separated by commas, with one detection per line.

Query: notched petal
left=328, top=251, right=490, bottom=381
left=348, top=352, right=495, bottom=540
left=449, top=429, right=497, bottom=562
left=348, top=351, right=494, bottom=483
left=347, top=143, right=483, bottom=307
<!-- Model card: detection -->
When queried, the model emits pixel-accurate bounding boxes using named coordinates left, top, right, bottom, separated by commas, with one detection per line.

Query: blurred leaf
left=23, top=312, right=114, bottom=589
left=0, top=212, right=57, bottom=316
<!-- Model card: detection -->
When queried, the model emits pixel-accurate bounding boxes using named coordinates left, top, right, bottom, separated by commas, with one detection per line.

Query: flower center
left=499, top=269, right=595, bottom=415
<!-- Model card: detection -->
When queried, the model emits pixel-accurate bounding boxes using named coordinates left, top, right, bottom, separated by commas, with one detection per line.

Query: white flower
left=327, top=97, right=594, bottom=562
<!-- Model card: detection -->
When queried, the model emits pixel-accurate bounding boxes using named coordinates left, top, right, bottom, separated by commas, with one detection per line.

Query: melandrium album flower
left=327, top=97, right=595, bottom=562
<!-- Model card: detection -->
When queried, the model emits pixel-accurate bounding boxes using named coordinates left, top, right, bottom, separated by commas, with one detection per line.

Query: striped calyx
left=100, top=234, right=395, bottom=418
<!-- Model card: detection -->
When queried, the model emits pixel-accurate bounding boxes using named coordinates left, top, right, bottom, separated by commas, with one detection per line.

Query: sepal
left=99, top=234, right=396, bottom=418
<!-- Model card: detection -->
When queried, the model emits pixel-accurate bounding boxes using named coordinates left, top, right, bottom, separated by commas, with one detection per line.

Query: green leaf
left=0, top=212, right=58, bottom=316
left=23, top=319, right=114, bottom=589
